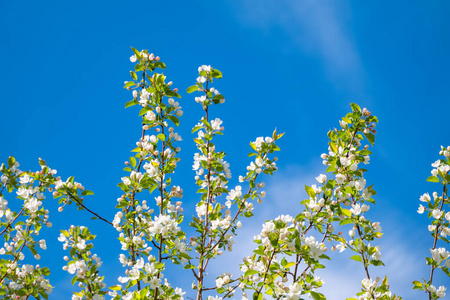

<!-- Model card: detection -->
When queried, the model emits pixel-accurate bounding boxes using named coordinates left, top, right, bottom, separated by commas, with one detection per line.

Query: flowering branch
left=413, top=146, right=450, bottom=299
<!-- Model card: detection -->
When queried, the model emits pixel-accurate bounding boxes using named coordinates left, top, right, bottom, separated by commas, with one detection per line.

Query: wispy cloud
left=233, top=0, right=363, bottom=92
left=320, top=235, right=424, bottom=300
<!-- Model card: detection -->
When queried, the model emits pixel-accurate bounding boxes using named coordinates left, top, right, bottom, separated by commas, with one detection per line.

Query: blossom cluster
left=413, top=146, right=450, bottom=299
left=0, top=157, right=67, bottom=299
left=186, top=63, right=283, bottom=300
left=110, top=47, right=188, bottom=300
left=59, top=225, right=107, bottom=300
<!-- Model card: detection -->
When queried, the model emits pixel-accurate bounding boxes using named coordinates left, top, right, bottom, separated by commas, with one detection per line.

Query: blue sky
left=1, top=0, right=449, bottom=299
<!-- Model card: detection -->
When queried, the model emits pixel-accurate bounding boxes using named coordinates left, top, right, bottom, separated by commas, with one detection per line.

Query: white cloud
left=233, top=0, right=364, bottom=92
left=319, top=234, right=425, bottom=299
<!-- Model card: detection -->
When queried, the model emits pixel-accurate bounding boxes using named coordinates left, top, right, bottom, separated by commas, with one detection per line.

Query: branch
left=68, top=192, right=113, bottom=226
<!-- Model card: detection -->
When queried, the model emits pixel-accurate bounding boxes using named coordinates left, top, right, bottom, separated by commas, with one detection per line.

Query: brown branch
left=68, top=192, right=113, bottom=226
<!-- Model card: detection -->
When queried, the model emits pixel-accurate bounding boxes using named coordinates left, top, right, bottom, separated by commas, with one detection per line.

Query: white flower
left=336, top=242, right=345, bottom=252
left=149, top=276, right=161, bottom=289
left=39, top=239, right=47, bottom=250
left=211, top=118, right=223, bottom=130
left=145, top=111, right=156, bottom=121
left=430, top=247, right=450, bottom=264
left=196, top=204, right=207, bottom=217
left=195, top=95, right=207, bottom=103
left=355, top=178, right=366, bottom=191
left=372, top=222, right=382, bottom=231
left=335, top=174, right=346, bottom=185
left=315, top=174, right=327, bottom=184
left=432, top=160, right=441, bottom=168
left=19, top=174, right=31, bottom=185
left=119, top=254, right=128, bottom=267
left=130, top=55, right=137, bottom=62
left=417, top=204, right=425, bottom=214
left=420, top=193, right=431, bottom=202
left=432, top=209, right=443, bottom=219
left=361, top=204, right=370, bottom=213
left=253, top=137, right=264, bottom=150
left=439, top=165, right=450, bottom=174
left=340, top=156, right=351, bottom=167
left=198, top=65, right=212, bottom=72
left=371, top=246, right=382, bottom=260
left=436, top=286, right=446, bottom=298
left=197, top=76, right=206, bottom=84
left=76, top=239, right=86, bottom=250
left=350, top=204, right=362, bottom=215
left=121, top=177, right=131, bottom=186
left=118, top=276, right=129, bottom=284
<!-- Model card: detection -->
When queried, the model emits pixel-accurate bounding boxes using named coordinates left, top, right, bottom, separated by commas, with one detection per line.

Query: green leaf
left=342, top=116, right=352, bottom=124
left=412, top=280, right=423, bottom=290
left=426, top=176, right=440, bottom=183
left=131, top=47, right=140, bottom=58
left=364, top=132, right=375, bottom=146
left=211, top=69, right=222, bottom=78
left=305, top=185, right=315, bottom=198
left=340, top=218, right=353, bottom=226
left=130, top=157, right=137, bottom=168
left=350, top=103, right=361, bottom=113
left=130, top=71, right=138, bottom=81
left=154, top=62, right=166, bottom=69
left=169, top=116, right=180, bottom=127
left=425, top=257, right=435, bottom=266
left=341, top=209, right=351, bottom=217
left=125, top=99, right=138, bottom=108
left=81, top=190, right=94, bottom=196
left=244, top=269, right=258, bottom=277
left=310, top=291, right=326, bottom=300
left=124, top=81, right=136, bottom=88
left=187, top=85, right=199, bottom=93
left=138, top=107, right=151, bottom=116
left=350, top=255, right=362, bottom=263
left=157, top=133, right=166, bottom=141
left=8, top=156, right=15, bottom=167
